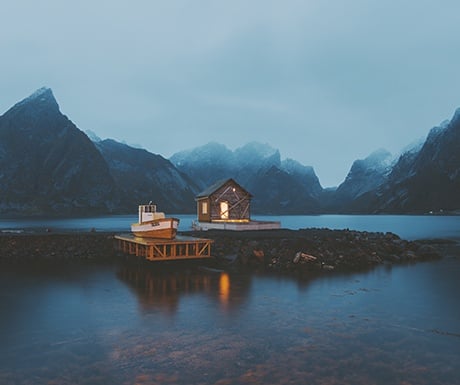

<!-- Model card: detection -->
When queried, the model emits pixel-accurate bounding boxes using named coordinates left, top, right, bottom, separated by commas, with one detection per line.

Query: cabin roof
left=196, top=178, right=252, bottom=199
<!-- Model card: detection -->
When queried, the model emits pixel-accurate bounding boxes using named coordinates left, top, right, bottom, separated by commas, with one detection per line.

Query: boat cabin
left=138, top=204, right=165, bottom=224
left=195, top=178, right=252, bottom=223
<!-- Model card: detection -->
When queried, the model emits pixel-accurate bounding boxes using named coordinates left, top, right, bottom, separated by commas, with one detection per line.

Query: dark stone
left=0, top=229, right=445, bottom=278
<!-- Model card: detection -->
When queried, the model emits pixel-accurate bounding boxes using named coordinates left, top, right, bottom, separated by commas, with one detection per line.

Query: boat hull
left=131, top=218, right=180, bottom=239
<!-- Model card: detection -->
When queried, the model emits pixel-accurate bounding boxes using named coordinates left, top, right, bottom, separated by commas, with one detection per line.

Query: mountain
left=0, top=88, right=201, bottom=216
left=171, top=141, right=323, bottom=214
left=0, top=88, right=120, bottom=216
left=170, top=141, right=284, bottom=190
left=368, top=110, right=460, bottom=213
left=247, top=165, right=323, bottom=214
left=281, top=158, right=323, bottom=197
left=328, top=149, right=394, bottom=212
left=2, top=88, right=459, bottom=216
left=95, top=139, right=197, bottom=213
left=171, top=120, right=459, bottom=214
left=233, top=142, right=282, bottom=187
left=170, top=142, right=234, bottom=190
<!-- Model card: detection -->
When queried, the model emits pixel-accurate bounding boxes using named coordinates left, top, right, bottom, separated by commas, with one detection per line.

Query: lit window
left=202, top=202, right=208, bottom=214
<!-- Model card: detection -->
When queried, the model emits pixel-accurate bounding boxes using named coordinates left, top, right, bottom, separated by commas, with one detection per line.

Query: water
left=252, top=214, right=460, bottom=240
left=1, top=214, right=460, bottom=240
left=1, top=216, right=460, bottom=384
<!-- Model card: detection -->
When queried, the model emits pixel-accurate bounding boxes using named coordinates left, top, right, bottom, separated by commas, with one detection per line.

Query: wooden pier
left=114, top=234, right=213, bottom=261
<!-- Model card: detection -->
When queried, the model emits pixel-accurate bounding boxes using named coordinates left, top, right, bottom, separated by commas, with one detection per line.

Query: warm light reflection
left=219, top=272, right=230, bottom=306
left=212, top=219, right=249, bottom=223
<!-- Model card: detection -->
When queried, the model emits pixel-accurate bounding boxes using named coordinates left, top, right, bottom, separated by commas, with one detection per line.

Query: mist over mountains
left=0, top=88, right=459, bottom=216
left=170, top=142, right=323, bottom=213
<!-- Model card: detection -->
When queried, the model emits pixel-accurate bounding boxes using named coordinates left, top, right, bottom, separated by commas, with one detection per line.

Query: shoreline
left=185, top=229, right=454, bottom=272
left=1, top=229, right=457, bottom=273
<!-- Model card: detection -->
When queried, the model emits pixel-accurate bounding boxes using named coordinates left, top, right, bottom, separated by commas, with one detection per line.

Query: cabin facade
left=195, top=178, right=252, bottom=223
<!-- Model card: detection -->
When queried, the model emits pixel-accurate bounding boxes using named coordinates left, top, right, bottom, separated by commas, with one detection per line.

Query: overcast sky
left=1, top=0, right=460, bottom=187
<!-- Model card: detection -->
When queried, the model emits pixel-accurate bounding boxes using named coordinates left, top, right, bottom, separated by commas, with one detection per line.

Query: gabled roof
left=196, top=178, right=252, bottom=199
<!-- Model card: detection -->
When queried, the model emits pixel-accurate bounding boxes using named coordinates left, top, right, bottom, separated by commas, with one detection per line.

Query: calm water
left=1, top=216, right=460, bottom=384
left=1, top=214, right=460, bottom=240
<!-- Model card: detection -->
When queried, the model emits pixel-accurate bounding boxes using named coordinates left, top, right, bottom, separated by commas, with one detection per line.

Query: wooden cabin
left=195, top=178, right=252, bottom=223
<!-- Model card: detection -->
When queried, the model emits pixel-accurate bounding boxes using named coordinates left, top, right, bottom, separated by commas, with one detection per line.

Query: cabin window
left=201, top=201, right=208, bottom=215
left=220, top=201, right=229, bottom=219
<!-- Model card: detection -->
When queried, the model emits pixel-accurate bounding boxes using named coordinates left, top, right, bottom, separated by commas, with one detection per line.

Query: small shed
left=195, top=178, right=252, bottom=223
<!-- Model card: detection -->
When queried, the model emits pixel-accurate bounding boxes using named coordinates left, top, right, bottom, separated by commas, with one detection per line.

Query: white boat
left=131, top=204, right=179, bottom=239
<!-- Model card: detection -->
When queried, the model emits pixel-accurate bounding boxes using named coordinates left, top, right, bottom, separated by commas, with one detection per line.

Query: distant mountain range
left=170, top=142, right=323, bottom=214
left=0, top=87, right=459, bottom=216
left=0, top=88, right=195, bottom=216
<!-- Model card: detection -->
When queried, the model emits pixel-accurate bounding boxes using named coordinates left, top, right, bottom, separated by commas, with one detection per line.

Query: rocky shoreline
left=0, top=232, right=116, bottom=263
left=1, top=229, right=455, bottom=274
left=186, top=228, right=449, bottom=273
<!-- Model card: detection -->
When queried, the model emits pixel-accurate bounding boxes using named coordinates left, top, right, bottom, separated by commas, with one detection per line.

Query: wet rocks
left=186, top=228, right=443, bottom=273
left=0, top=228, right=447, bottom=275
left=0, top=233, right=116, bottom=263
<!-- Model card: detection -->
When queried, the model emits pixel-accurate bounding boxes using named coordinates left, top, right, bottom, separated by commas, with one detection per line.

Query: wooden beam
left=114, top=234, right=214, bottom=261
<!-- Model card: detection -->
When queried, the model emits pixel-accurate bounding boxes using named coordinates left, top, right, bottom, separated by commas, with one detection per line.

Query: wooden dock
left=192, top=219, right=281, bottom=231
left=114, top=234, right=213, bottom=261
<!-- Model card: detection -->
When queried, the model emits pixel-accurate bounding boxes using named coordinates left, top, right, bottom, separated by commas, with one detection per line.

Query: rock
left=253, top=249, right=264, bottom=262
left=0, top=228, right=446, bottom=276
left=403, top=250, right=418, bottom=260
left=0, top=233, right=117, bottom=263
left=416, top=244, right=441, bottom=259
left=293, top=252, right=317, bottom=264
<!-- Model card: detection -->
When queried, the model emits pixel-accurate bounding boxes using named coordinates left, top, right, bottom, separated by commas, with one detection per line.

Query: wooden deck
left=114, top=234, right=213, bottom=261
left=192, top=220, right=281, bottom=231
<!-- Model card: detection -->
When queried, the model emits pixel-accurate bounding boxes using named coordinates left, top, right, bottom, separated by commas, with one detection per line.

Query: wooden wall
left=197, top=180, right=251, bottom=222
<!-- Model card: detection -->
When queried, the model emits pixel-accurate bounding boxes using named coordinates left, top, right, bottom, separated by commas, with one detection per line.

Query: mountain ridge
left=1, top=87, right=459, bottom=216
left=0, top=87, right=120, bottom=216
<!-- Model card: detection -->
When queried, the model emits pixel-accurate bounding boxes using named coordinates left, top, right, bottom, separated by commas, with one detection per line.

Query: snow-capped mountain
left=329, top=148, right=394, bottom=210
left=372, top=108, right=460, bottom=213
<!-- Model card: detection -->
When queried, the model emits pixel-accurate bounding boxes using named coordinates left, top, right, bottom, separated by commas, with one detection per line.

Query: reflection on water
left=118, top=266, right=209, bottom=314
left=117, top=264, right=250, bottom=316
left=1, top=256, right=460, bottom=385
left=219, top=272, right=230, bottom=308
